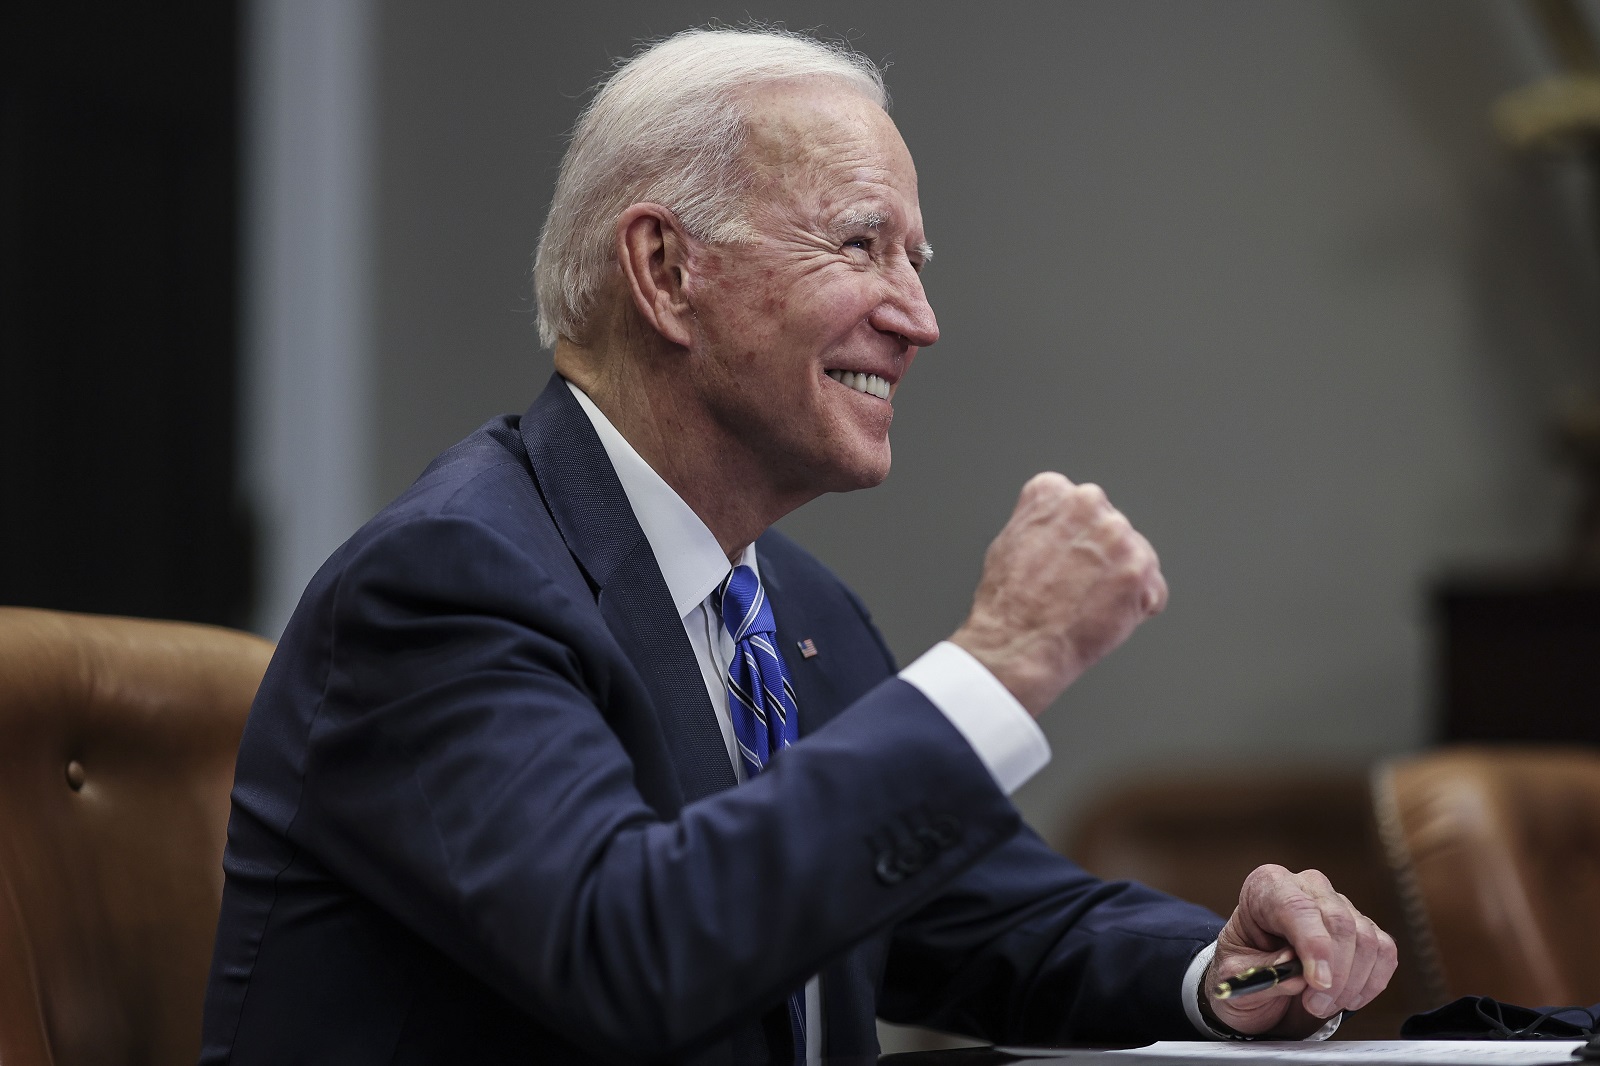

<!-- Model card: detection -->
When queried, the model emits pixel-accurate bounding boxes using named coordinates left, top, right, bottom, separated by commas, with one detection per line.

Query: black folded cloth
left=1401, top=996, right=1599, bottom=1040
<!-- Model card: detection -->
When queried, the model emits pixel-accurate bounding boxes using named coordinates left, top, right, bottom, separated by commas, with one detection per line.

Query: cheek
left=809, top=288, right=873, bottom=340
left=753, top=263, right=789, bottom=314
left=704, top=276, right=779, bottom=332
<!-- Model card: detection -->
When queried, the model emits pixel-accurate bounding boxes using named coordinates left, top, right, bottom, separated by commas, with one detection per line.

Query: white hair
left=533, top=27, right=887, bottom=349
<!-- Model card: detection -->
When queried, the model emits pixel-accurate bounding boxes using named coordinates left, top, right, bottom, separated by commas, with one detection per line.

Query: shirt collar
left=566, top=379, right=756, bottom=619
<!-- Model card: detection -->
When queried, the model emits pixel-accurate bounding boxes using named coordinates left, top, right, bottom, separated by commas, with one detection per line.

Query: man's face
left=680, top=81, right=939, bottom=500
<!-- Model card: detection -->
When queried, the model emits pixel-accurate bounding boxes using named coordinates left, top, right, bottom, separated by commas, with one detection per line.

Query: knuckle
left=1286, top=899, right=1327, bottom=925
left=1028, top=471, right=1071, bottom=495
left=1246, top=863, right=1290, bottom=888
left=1298, top=867, right=1333, bottom=892
left=1102, top=509, right=1132, bottom=539
left=1321, top=910, right=1357, bottom=940
left=1137, top=553, right=1161, bottom=586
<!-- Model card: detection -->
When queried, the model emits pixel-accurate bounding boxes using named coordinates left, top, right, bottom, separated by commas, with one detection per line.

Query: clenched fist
left=951, top=472, right=1166, bottom=717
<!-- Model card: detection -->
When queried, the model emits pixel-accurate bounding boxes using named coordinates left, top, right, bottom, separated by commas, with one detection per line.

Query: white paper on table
left=1087, top=1040, right=1587, bottom=1063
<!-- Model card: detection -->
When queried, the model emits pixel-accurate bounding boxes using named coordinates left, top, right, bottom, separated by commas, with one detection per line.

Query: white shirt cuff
left=1182, top=942, right=1341, bottom=1041
left=898, top=641, right=1050, bottom=795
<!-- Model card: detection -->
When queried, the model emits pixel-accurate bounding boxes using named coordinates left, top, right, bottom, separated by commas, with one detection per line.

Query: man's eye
left=843, top=237, right=873, bottom=251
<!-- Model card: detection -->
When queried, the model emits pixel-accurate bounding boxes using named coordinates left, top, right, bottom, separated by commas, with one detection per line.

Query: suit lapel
left=519, top=375, right=737, bottom=806
left=595, top=548, right=739, bottom=803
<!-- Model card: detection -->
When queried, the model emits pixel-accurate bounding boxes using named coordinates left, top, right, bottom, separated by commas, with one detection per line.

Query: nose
left=871, top=261, right=939, bottom=349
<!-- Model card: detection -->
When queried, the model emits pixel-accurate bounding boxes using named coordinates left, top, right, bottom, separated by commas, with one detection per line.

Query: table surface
left=871, top=1039, right=1597, bottom=1066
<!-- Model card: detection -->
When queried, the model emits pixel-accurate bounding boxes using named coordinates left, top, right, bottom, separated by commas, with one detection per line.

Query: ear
left=615, top=203, right=696, bottom=348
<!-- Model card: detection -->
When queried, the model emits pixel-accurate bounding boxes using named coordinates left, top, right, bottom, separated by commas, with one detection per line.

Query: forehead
left=738, top=81, right=920, bottom=225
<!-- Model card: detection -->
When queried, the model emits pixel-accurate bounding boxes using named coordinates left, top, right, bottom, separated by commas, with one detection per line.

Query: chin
left=831, top=443, right=892, bottom=493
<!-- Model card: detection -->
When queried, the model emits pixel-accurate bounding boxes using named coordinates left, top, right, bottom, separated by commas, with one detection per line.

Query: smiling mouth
left=826, top=369, right=891, bottom=399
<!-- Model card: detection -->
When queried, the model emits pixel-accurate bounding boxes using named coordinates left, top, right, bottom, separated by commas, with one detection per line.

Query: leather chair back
left=1373, top=746, right=1600, bottom=1008
left=0, top=608, right=271, bottom=1066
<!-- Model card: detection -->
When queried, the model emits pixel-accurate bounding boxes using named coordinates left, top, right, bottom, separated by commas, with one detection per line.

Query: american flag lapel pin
left=797, top=638, right=819, bottom=659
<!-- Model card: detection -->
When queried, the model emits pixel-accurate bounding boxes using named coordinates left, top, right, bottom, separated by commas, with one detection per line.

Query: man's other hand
left=1205, top=864, right=1399, bottom=1038
left=951, top=472, right=1167, bottom=717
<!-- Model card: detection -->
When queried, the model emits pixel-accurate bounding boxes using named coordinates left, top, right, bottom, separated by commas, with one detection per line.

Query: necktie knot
left=719, top=565, right=775, bottom=642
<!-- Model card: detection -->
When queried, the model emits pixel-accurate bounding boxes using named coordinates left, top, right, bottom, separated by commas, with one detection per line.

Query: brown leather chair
left=1066, top=768, right=1430, bottom=1037
left=1373, top=746, right=1600, bottom=1009
left=0, top=608, right=272, bottom=1066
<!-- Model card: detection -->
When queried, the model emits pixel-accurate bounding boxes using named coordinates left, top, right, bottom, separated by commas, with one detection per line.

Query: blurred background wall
left=276, top=0, right=1598, bottom=835
left=7, top=0, right=1598, bottom=865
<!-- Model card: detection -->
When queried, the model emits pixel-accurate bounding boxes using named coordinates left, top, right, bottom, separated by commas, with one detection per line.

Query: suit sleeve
left=840, top=580, right=1227, bottom=1045
left=879, top=826, right=1226, bottom=1043
left=288, top=513, right=1024, bottom=1061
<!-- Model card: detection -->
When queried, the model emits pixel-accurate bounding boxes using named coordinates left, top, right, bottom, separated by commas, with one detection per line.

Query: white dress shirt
left=564, top=380, right=1313, bottom=1049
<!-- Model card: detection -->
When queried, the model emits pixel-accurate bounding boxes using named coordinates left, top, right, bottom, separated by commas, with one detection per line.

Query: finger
left=1240, top=869, right=1348, bottom=1005
left=1208, top=936, right=1301, bottom=1018
left=1076, top=481, right=1108, bottom=508
left=1208, top=973, right=1299, bottom=1035
left=1258, top=883, right=1338, bottom=994
left=1015, top=471, right=1072, bottom=516
left=1326, top=914, right=1382, bottom=1011
left=1107, top=520, right=1163, bottom=614
left=1350, top=925, right=1399, bottom=1010
left=1346, top=913, right=1388, bottom=1005
left=1141, top=566, right=1168, bottom=615
left=1306, top=894, right=1360, bottom=1015
left=1309, top=887, right=1388, bottom=1019
left=1325, top=891, right=1360, bottom=984
left=1099, top=507, right=1134, bottom=548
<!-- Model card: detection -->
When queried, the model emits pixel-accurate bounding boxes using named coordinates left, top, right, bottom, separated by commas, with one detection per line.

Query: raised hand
left=952, top=472, right=1167, bottom=717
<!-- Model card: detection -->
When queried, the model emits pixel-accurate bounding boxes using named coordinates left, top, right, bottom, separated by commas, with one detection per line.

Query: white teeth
left=827, top=370, right=891, bottom=399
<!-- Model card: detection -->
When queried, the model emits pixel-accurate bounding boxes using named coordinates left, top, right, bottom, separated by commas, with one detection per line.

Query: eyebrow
left=834, top=211, right=885, bottom=232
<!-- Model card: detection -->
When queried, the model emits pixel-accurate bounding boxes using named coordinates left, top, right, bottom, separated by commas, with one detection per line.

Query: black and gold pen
left=1212, top=960, right=1302, bottom=1000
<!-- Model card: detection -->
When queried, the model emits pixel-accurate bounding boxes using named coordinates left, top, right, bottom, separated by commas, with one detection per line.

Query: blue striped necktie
left=717, top=564, right=805, bottom=1061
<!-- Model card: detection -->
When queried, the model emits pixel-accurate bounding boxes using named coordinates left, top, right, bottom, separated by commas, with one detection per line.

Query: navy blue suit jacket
left=201, top=375, right=1225, bottom=1064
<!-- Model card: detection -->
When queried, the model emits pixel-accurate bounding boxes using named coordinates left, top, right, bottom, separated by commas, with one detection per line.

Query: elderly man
left=202, top=27, right=1395, bottom=1066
